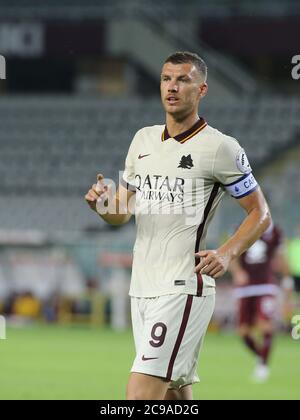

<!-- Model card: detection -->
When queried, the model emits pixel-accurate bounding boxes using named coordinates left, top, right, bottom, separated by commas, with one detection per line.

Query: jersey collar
left=162, top=117, right=207, bottom=144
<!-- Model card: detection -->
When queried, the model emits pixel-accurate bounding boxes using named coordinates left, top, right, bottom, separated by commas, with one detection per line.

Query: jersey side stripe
left=195, top=183, right=220, bottom=296
left=166, top=295, right=193, bottom=381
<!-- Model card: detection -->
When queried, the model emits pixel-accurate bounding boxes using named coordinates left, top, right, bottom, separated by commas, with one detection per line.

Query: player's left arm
left=195, top=188, right=271, bottom=278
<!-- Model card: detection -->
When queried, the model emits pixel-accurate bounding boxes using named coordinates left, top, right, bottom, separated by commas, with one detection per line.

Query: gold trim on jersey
left=161, top=118, right=207, bottom=143
left=179, top=122, right=207, bottom=144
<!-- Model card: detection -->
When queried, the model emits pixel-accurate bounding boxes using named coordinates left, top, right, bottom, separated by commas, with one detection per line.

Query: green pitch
left=0, top=325, right=299, bottom=400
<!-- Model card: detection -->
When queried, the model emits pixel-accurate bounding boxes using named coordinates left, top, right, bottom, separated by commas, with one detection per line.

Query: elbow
left=260, top=207, right=272, bottom=233
left=250, top=202, right=272, bottom=235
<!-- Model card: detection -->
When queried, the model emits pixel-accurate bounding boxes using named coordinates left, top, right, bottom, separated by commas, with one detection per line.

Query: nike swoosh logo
left=142, top=355, right=158, bottom=361
left=138, top=154, right=151, bottom=159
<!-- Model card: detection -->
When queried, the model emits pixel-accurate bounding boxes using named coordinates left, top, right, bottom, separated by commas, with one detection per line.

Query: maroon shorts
left=238, top=295, right=276, bottom=326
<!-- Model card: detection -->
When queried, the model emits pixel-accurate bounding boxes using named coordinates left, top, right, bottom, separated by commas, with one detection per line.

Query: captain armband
left=224, top=173, right=258, bottom=199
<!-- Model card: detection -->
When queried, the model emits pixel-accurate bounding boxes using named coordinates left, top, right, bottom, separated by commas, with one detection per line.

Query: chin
left=166, top=108, right=186, bottom=119
left=165, top=104, right=182, bottom=114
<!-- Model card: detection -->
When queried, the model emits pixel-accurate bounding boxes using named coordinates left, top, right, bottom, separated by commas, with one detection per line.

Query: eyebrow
left=161, top=74, right=191, bottom=79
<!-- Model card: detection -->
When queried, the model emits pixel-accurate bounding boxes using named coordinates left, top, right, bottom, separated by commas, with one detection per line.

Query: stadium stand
left=0, top=95, right=299, bottom=233
left=0, top=0, right=299, bottom=19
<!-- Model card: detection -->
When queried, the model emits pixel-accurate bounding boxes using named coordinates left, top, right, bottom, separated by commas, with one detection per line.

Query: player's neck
left=166, top=113, right=200, bottom=138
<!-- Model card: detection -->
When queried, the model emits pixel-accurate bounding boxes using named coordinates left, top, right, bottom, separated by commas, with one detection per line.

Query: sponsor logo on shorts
left=174, top=280, right=186, bottom=286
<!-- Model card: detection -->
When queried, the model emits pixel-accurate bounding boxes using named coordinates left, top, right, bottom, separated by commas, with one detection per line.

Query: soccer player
left=230, top=223, right=294, bottom=382
left=85, top=52, right=271, bottom=400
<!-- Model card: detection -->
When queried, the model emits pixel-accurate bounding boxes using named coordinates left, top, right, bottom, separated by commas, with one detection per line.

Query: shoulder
left=206, top=125, right=239, bottom=146
left=204, top=125, right=245, bottom=169
left=127, top=125, right=164, bottom=157
left=134, top=125, right=164, bottom=138
left=204, top=124, right=241, bottom=150
left=129, top=125, right=163, bottom=147
left=205, top=125, right=253, bottom=175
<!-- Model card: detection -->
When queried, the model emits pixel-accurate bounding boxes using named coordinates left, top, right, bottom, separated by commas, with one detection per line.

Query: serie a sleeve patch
left=224, top=173, right=258, bottom=198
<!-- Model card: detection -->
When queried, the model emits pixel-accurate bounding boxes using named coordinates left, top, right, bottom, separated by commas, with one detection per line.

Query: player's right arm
left=85, top=174, right=135, bottom=225
left=86, top=130, right=139, bottom=225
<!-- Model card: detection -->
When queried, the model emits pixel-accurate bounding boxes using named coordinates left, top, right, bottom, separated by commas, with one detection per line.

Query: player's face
left=160, top=62, right=207, bottom=119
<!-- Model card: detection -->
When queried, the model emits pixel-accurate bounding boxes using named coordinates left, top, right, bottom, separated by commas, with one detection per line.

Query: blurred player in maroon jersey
left=230, top=222, right=294, bottom=381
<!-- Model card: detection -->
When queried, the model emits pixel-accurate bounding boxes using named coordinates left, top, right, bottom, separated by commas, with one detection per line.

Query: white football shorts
left=130, top=293, right=215, bottom=389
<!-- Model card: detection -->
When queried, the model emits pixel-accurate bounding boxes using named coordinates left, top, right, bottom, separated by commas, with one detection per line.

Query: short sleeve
left=213, top=137, right=259, bottom=199
left=120, top=131, right=139, bottom=192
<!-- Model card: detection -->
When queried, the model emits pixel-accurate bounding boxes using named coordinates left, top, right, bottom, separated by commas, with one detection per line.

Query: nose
left=168, top=82, right=178, bottom=92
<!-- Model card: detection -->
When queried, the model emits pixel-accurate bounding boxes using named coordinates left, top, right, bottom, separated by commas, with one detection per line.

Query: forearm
left=86, top=176, right=135, bottom=226
left=219, top=206, right=271, bottom=261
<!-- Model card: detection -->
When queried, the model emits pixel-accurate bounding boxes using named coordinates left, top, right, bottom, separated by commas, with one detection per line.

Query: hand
left=194, top=250, right=231, bottom=279
left=85, top=174, right=109, bottom=213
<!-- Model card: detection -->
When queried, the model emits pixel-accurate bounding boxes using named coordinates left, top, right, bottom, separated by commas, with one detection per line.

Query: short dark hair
left=164, top=51, right=207, bottom=81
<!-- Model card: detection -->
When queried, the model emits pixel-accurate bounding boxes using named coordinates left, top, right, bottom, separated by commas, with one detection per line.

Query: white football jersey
left=122, top=118, right=258, bottom=297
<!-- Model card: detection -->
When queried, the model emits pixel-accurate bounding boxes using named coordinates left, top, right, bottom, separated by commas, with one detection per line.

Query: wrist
left=217, top=246, right=236, bottom=263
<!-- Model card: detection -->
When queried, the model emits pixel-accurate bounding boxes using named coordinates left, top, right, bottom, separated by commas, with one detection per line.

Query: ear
left=199, top=83, right=208, bottom=98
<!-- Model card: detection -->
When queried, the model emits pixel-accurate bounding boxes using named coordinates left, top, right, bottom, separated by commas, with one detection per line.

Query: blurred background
left=0, top=0, right=299, bottom=400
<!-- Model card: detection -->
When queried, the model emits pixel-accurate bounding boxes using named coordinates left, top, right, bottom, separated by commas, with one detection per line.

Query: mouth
left=166, top=96, right=179, bottom=105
